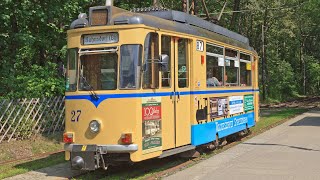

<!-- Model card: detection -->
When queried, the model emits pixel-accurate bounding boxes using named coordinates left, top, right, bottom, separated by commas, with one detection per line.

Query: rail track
left=2, top=104, right=318, bottom=180
left=70, top=132, right=249, bottom=180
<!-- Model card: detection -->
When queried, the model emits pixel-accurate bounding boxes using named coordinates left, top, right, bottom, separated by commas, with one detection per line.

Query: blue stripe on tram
left=65, top=89, right=259, bottom=107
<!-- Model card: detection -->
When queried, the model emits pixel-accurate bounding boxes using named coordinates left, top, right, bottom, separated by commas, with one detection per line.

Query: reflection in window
left=143, top=33, right=159, bottom=89
left=206, top=44, right=224, bottom=87
left=240, top=61, right=252, bottom=86
left=225, top=48, right=238, bottom=58
left=225, top=59, right=239, bottom=85
left=207, top=44, right=223, bottom=55
left=120, top=45, right=142, bottom=89
left=66, top=48, right=77, bottom=92
left=178, top=39, right=188, bottom=88
left=161, top=36, right=171, bottom=87
left=206, top=56, right=223, bottom=87
left=80, top=53, right=118, bottom=90
left=240, top=53, right=251, bottom=61
left=240, top=53, right=252, bottom=86
left=225, top=48, right=239, bottom=86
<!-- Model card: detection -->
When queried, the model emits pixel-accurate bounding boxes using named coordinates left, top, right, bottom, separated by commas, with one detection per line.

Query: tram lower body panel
left=191, top=112, right=255, bottom=146
left=64, top=91, right=258, bottom=170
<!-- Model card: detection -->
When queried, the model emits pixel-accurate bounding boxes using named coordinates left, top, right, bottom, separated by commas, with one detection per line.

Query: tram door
left=174, top=38, right=191, bottom=147
left=160, top=36, right=191, bottom=150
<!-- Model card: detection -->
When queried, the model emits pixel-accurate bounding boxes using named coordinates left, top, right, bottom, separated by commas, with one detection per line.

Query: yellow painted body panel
left=65, top=23, right=259, bottom=163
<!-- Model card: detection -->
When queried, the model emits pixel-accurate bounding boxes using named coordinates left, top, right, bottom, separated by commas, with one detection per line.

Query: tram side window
left=225, top=48, right=239, bottom=86
left=143, top=33, right=159, bottom=89
left=240, top=53, right=252, bottom=86
left=161, top=35, right=171, bottom=87
left=66, top=48, right=77, bottom=92
left=119, top=45, right=142, bottom=89
left=206, top=44, right=224, bottom=87
left=178, top=39, right=189, bottom=88
left=80, top=53, right=118, bottom=90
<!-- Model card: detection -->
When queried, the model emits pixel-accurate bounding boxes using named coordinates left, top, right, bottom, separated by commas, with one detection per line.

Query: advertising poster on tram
left=229, top=96, right=244, bottom=115
left=142, top=97, right=162, bottom=154
left=210, top=97, right=228, bottom=118
left=244, top=94, right=254, bottom=112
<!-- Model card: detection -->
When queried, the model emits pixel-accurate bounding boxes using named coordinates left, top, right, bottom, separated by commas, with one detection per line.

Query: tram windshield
left=79, top=53, right=118, bottom=90
left=77, top=45, right=143, bottom=91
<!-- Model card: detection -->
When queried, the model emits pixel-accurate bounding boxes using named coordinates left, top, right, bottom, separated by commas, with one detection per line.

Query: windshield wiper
left=81, top=76, right=99, bottom=100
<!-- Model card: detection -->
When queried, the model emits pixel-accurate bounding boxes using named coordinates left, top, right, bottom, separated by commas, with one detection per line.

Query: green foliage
left=0, top=0, right=94, bottom=98
left=268, top=60, right=297, bottom=100
left=305, top=56, right=320, bottom=95
left=7, top=62, right=65, bottom=98
left=0, top=0, right=319, bottom=99
left=200, top=0, right=320, bottom=99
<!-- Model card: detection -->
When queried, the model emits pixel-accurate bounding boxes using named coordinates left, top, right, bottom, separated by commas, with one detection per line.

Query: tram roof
left=71, top=6, right=254, bottom=52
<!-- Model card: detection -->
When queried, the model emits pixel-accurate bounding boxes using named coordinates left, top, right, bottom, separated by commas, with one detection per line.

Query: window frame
left=224, top=48, right=240, bottom=86
left=206, top=43, right=225, bottom=88
left=142, top=32, right=160, bottom=89
left=239, top=52, right=253, bottom=87
left=78, top=50, right=119, bottom=91
left=177, top=38, right=189, bottom=88
left=119, top=44, right=143, bottom=90
left=160, top=35, right=172, bottom=88
left=66, top=48, right=78, bottom=92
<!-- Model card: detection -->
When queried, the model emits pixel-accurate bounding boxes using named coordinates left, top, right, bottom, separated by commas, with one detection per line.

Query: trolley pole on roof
left=201, top=0, right=211, bottom=20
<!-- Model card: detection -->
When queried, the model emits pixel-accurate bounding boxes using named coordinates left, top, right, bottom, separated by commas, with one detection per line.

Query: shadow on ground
left=290, top=117, right=320, bottom=127
left=6, top=153, right=69, bottom=179
left=242, top=142, right=320, bottom=152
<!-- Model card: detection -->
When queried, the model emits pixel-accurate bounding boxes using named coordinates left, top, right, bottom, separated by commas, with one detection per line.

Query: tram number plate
left=83, top=33, right=119, bottom=45
left=71, top=110, right=81, bottom=122
left=196, top=40, right=204, bottom=51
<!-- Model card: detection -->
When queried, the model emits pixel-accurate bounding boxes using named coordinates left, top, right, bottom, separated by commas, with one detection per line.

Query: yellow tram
left=64, top=2, right=259, bottom=170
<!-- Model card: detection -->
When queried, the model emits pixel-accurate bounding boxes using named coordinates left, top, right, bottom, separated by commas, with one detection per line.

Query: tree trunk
left=182, top=0, right=187, bottom=13
left=153, top=0, right=159, bottom=6
left=190, top=0, right=195, bottom=15
left=231, top=0, right=240, bottom=30
left=9, top=7, right=19, bottom=65
left=261, top=9, right=268, bottom=101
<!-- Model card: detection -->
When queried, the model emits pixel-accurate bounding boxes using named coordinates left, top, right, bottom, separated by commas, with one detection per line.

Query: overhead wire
left=197, top=2, right=308, bottom=16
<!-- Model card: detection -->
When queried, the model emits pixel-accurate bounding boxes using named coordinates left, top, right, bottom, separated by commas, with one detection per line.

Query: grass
left=0, top=153, right=65, bottom=179
left=0, top=134, right=63, bottom=163
left=0, top=108, right=309, bottom=180
left=0, top=134, right=64, bottom=179
left=252, top=108, right=307, bottom=133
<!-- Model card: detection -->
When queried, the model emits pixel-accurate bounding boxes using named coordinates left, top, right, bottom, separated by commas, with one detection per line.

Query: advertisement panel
left=209, top=97, right=228, bottom=118
left=229, top=96, right=244, bottom=115
left=244, top=94, right=254, bottom=112
left=142, top=97, right=162, bottom=154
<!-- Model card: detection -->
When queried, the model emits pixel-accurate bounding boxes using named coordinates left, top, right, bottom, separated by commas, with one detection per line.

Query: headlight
left=89, top=120, right=100, bottom=133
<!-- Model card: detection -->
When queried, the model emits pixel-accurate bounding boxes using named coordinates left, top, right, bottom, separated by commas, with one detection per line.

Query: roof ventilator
left=70, top=13, right=89, bottom=29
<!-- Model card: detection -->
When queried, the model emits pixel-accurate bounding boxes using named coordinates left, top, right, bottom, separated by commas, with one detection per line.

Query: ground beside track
left=1, top=107, right=310, bottom=180
left=165, top=109, right=320, bottom=180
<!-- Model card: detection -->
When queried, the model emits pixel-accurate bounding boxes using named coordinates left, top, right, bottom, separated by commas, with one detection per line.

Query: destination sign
left=83, top=33, right=119, bottom=45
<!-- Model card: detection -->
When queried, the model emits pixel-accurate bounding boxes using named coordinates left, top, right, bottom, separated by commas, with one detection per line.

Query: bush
left=6, top=62, right=65, bottom=98
left=268, top=60, right=298, bottom=101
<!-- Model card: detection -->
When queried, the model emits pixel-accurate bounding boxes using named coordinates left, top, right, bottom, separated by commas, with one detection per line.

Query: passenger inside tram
left=207, top=70, right=221, bottom=87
